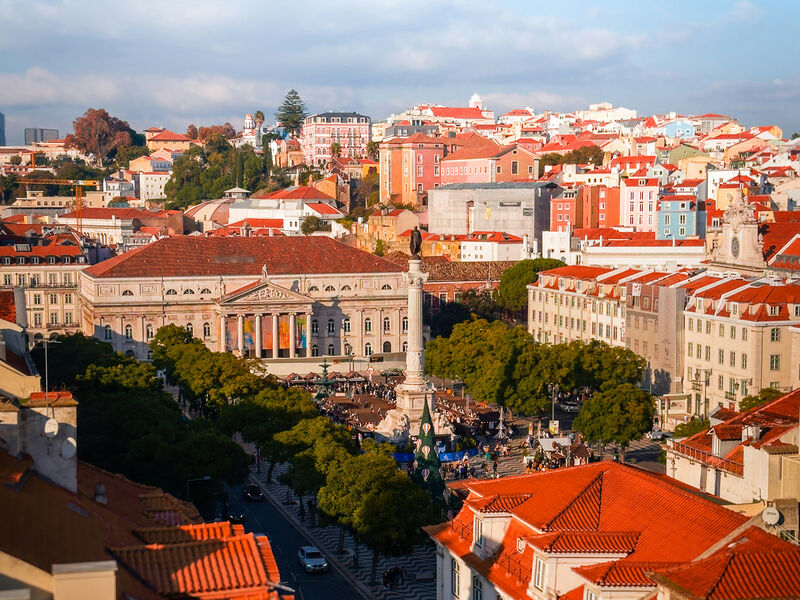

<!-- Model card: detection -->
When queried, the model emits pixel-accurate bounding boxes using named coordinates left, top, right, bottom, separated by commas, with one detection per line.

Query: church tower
left=708, top=194, right=766, bottom=275
left=243, top=113, right=255, bottom=131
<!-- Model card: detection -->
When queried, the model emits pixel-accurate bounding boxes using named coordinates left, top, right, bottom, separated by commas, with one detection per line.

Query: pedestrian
left=382, top=570, right=390, bottom=590
left=492, top=459, right=498, bottom=478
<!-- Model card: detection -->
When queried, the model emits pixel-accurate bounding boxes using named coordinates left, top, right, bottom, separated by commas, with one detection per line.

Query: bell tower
left=708, top=194, right=765, bottom=274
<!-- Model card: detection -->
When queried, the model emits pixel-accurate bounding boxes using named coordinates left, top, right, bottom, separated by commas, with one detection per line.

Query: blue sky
left=0, top=0, right=798, bottom=144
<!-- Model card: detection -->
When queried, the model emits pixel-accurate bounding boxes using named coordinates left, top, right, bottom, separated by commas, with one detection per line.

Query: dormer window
left=517, top=537, right=526, bottom=553
left=473, top=517, right=483, bottom=548
left=769, top=305, right=779, bottom=316
left=534, top=556, right=546, bottom=590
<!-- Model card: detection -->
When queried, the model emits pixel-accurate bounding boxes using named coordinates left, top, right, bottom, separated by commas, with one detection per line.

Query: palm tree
left=329, top=142, right=342, bottom=158
left=253, top=110, right=265, bottom=131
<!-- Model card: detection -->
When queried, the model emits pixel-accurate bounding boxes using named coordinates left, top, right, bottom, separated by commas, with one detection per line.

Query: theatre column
left=272, top=313, right=279, bottom=358
left=289, top=313, right=296, bottom=358
left=254, top=314, right=262, bottom=359
left=305, top=313, right=312, bottom=357
left=237, top=314, right=244, bottom=356
left=219, top=314, right=226, bottom=352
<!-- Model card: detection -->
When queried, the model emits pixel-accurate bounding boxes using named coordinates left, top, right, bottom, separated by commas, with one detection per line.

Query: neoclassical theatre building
left=79, top=236, right=411, bottom=361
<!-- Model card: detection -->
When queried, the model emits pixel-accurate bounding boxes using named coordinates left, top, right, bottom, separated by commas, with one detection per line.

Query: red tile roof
left=0, top=289, right=15, bottom=323
left=306, top=202, right=344, bottom=216
left=575, top=561, right=677, bottom=587
left=148, top=129, right=192, bottom=142
left=82, top=236, right=405, bottom=279
left=250, top=185, right=335, bottom=201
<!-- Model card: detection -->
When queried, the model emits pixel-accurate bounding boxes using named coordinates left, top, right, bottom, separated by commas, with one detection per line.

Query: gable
left=221, top=279, right=312, bottom=306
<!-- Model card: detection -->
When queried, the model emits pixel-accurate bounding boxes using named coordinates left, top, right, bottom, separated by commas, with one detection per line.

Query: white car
left=646, top=429, right=671, bottom=441
left=297, top=546, right=328, bottom=573
left=559, top=401, right=580, bottom=413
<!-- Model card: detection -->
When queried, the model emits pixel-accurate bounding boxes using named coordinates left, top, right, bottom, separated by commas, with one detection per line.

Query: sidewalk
left=250, top=461, right=437, bottom=600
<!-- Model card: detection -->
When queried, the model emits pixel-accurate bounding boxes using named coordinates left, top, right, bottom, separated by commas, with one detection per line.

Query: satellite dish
left=44, top=418, right=59, bottom=438
left=61, top=437, right=77, bottom=459
left=762, top=506, right=782, bottom=526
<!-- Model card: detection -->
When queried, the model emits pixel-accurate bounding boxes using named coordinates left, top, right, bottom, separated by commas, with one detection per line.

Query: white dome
left=469, top=93, right=482, bottom=108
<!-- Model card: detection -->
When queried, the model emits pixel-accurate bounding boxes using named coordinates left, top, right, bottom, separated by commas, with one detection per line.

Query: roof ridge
left=543, top=471, right=603, bottom=531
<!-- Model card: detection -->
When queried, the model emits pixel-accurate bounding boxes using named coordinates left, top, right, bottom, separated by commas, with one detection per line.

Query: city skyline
left=1, top=0, right=799, bottom=144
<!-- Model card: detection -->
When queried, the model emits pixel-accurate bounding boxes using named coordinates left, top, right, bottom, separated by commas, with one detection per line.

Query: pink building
left=439, top=143, right=538, bottom=185
left=621, top=176, right=661, bottom=231
left=300, top=112, right=371, bottom=167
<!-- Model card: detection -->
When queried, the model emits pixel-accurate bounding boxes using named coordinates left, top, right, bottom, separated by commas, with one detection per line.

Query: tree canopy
left=496, top=258, right=564, bottom=311
left=673, top=418, right=710, bottom=439
left=573, top=383, right=655, bottom=449
left=275, top=89, right=308, bottom=135
left=65, top=108, right=134, bottom=166
left=301, top=215, right=323, bottom=235
left=738, top=387, right=782, bottom=412
left=537, top=145, right=605, bottom=176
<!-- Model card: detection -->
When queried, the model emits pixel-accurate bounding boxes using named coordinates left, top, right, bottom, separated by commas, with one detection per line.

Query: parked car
left=646, top=429, right=671, bottom=441
left=297, top=546, right=328, bottom=573
left=243, top=484, right=264, bottom=502
left=227, top=511, right=246, bottom=524
left=559, top=401, right=580, bottom=413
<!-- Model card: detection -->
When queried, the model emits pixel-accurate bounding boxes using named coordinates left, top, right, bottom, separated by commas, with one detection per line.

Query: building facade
left=301, top=112, right=371, bottom=166
left=78, top=236, right=411, bottom=362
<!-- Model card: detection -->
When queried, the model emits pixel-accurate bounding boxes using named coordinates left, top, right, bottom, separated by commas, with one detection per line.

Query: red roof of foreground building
left=83, top=236, right=405, bottom=279
left=421, top=105, right=486, bottom=120
left=426, top=462, right=755, bottom=598
left=0, top=289, right=16, bottom=323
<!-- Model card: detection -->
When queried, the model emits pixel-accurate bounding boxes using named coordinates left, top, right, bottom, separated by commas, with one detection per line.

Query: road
left=227, top=483, right=362, bottom=600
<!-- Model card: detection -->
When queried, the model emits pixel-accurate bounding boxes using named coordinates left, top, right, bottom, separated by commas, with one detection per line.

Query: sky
left=0, top=0, right=798, bottom=145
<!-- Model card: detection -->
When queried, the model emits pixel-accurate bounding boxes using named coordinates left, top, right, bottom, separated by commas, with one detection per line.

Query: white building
left=135, top=171, right=170, bottom=202
left=461, top=232, right=529, bottom=262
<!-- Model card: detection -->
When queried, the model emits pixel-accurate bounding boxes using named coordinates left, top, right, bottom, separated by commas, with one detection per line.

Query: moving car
left=559, top=401, right=580, bottom=413
left=297, top=546, right=328, bottom=573
left=243, top=484, right=264, bottom=502
left=646, top=429, right=671, bottom=441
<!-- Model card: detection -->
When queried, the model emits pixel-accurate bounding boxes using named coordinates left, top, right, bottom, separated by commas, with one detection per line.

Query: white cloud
left=725, top=1, right=763, bottom=22
left=0, top=67, right=121, bottom=106
left=482, top=91, right=587, bottom=114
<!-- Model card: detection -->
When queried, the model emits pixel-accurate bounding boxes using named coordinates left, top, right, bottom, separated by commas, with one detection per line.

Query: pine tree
left=275, top=89, right=308, bottom=136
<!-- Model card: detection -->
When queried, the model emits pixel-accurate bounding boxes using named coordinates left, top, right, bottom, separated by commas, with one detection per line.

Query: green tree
left=496, top=258, right=564, bottom=312
left=186, top=124, right=199, bottom=139
left=9, top=155, right=22, bottom=166
left=374, top=239, right=385, bottom=256
left=673, top=418, right=710, bottom=439
left=301, top=215, right=323, bottom=235
left=253, top=110, right=265, bottom=130
left=573, top=383, right=655, bottom=455
left=275, top=89, right=308, bottom=135
left=329, top=142, right=342, bottom=158
left=738, top=387, right=782, bottom=412
left=30, top=333, right=119, bottom=388
left=354, top=170, right=379, bottom=209
left=262, top=136, right=273, bottom=178
left=114, top=145, right=149, bottom=169
left=0, top=174, right=18, bottom=204
left=65, top=108, right=133, bottom=166
left=366, top=140, right=379, bottom=160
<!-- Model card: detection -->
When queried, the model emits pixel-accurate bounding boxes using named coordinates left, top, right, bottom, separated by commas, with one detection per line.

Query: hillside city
left=2, top=85, right=800, bottom=599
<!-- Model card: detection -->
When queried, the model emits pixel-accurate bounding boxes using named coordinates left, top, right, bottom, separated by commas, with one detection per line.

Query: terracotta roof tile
left=0, top=289, right=15, bottom=323
left=575, top=560, right=678, bottom=587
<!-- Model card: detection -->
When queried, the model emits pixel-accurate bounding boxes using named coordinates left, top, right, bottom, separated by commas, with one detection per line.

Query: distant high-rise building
left=24, top=128, right=59, bottom=145
left=0, top=112, right=5, bottom=146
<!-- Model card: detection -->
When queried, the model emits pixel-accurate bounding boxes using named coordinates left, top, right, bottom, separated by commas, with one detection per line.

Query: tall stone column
left=237, top=314, right=245, bottom=356
left=254, top=314, right=262, bottom=359
left=305, top=313, right=312, bottom=357
left=219, top=315, right=226, bottom=352
left=272, top=313, right=279, bottom=358
left=404, top=259, right=427, bottom=387
left=289, top=313, right=296, bottom=358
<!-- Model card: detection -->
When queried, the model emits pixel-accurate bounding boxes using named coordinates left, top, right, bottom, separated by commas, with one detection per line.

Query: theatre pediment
left=221, top=280, right=311, bottom=305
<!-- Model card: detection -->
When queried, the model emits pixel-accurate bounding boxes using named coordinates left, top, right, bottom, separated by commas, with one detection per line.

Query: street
left=227, top=483, right=363, bottom=600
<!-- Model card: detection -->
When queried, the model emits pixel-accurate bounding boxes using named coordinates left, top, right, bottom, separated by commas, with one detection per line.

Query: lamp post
left=185, top=475, right=211, bottom=501
left=37, top=338, right=61, bottom=418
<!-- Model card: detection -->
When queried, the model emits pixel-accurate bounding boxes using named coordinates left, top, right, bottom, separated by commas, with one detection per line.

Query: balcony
left=668, top=440, right=743, bottom=475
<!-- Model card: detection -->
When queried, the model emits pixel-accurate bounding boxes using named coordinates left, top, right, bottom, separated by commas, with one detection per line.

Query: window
left=718, top=374, right=724, bottom=390
left=365, top=342, right=372, bottom=356
left=327, top=343, right=335, bottom=356
left=383, top=341, right=391, bottom=353
left=49, top=293, right=57, bottom=304
left=146, top=324, right=154, bottom=340
left=688, top=318, right=693, bottom=331
left=586, top=590, right=599, bottom=600
left=343, top=317, right=351, bottom=333
left=472, top=576, right=483, bottom=600
left=165, top=289, right=177, bottom=295
left=770, top=354, right=781, bottom=371
left=769, top=305, right=779, bottom=316
left=104, top=324, right=112, bottom=340
left=49, top=313, right=58, bottom=326
left=203, top=322, right=211, bottom=338
left=383, top=316, right=391, bottom=332
left=730, top=351, right=735, bottom=367
left=771, top=328, right=780, bottom=342
left=704, top=345, right=710, bottom=361
left=730, top=326, right=736, bottom=339
left=534, top=557, right=546, bottom=590
left=687, top=342, right=693, bottom=356
left=742, top=328, right=747, bottom=341
left=718, top=349, right=724, bottom=364
left=719, top=324, right=724, bottom=337
left=34, top=313, right=42, bottom=327
left=186, top=322, right=193, bottom=336
left=308, top=286, right=319, bottom=292
left=122, top=289, right=133, bottom=296
left=451, top=558, right=460, bottom=597
left=311, top=320, right=319, bottom=334
left=64, top=312, right=73, bottom=325
left=200, top=288, right=212, bottom=294
left=402, top=316, right=408, bottom=333
left=341, top=285, right=352, bottom=291
left=706, top=321, right=711, bottom=334
left=364, top=318, right=372, bottom=333
left=381, top=284, right=392, bottom=290
left=2, top=274, right=10, bottom=285
left=742, top=354, right=748, bottom=369
left=324, top=285, right=335, bottom=292
left=402, top=341, right=408, bottom=352
left=33, top=294, right=41, bottom=305
left=511, top=160, right=518, bottom=175
left=124, top=324, right=133, bottom=340
left=64, top=294, right=72, bottom=304
left=327, top=319, right=335, bottom=334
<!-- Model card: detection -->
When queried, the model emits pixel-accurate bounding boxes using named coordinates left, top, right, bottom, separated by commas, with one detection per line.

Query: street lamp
left=548, top=383, right=559, bottom=422
left=37, top=338, right=61, bottom=418
left=185, top=475, right=211, bottom=501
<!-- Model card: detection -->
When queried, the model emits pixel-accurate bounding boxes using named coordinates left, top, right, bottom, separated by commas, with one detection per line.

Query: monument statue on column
left=376, top=248, right=452, bottom=443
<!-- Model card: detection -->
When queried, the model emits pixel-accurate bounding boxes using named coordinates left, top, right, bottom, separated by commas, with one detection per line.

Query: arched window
left=200, top=288, right=212, bottom=294
left=33, top=333, right=44, bottom=341
left=125, top=350, right=135, bottom=358
left=327, top=344, right=335, bottom=356
left=383, top=341, right=391, bottom=353
left=311, top=319, right=319, bottom=334
left=381, top=284, right=392, bottom=290
left=124, top=324, right=133, bottom=340
left=145, top=324, right=154, bottom=340
left=203, top=322, right=211, bottom=338
left=364, top=318, right=372, bottom=333
left=327, top=319, right=335, bottom=334
left=324, top=285, right=335, bottom=292
left=146, top=349, right=153, bottom=360
left=383, top=317, right=391, bottom=332
left=364, top=342, right=372, bottom=356
left=344, top=343, right=352, bottom=355
left=341, top=285, right=352, bottom=291
left=308, top=286, right=319, bottom=292
left=183, top=289, right=195, bottom=295
left=402, top=341, right=408, bottom=352
left=122, top=289, right=133, bottom=296
left=165, top=289, right=177, bottom=295
left=103, top=324, right=112, bottom=340
left=402, top=316, right=408, bottom=333
left=343, top=317, right=350, bottom=333
left=311, top=344, right=319, bottom=357
left=186, top=322, right=193, bottom=336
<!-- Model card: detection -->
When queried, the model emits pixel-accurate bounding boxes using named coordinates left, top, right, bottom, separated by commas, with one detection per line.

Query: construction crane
left=17, top=177, right=100, bottom=235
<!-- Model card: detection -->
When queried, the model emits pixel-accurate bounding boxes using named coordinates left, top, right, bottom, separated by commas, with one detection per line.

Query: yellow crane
left=18, top=177, right=100, bottom=235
